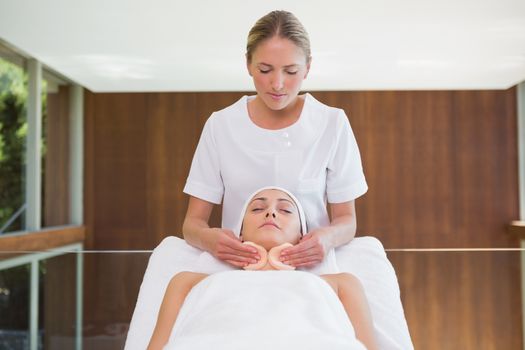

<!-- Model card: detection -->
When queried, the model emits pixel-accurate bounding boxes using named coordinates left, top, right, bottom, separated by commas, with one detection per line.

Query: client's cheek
left=242, top=242, right=268, bottom=270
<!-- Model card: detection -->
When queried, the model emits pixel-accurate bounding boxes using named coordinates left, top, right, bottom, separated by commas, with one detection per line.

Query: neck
left=249, top=94, right=304, bottom=130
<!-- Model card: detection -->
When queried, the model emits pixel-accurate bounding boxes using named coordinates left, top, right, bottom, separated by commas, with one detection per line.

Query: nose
left=265, top=211, right=276, bottom=218
left=271, top=71, right=284, bottom=91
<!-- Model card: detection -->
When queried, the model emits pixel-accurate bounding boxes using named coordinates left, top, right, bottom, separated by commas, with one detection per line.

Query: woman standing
left=182, top=10, right=367, bottom=270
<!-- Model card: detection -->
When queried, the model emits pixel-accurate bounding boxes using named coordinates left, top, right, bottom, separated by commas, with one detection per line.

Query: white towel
left=124, top=236, right=413, bottom=350
left=164, top=270, right=367, bottom=350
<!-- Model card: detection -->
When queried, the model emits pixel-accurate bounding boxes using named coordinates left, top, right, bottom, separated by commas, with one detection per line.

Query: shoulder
left=209, top=95, right=247, bottom=123
left=169, top=271, right=209, bottom=290
left=320, top=272, right=363, bottom=294
left=320, top=274, right=339, bottom=294
left=305, top=94, right=348, bottom=130
left=201, top=96, right=248, bottom=137
left=306, top=94, right=346, bottom=119
left=303, top=95, right=349, bottom=144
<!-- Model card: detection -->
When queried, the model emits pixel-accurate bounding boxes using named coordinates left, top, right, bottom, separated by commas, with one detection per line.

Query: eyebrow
left=250, top=197, right=296, bottom=206
left=257, top=63, right=300, bottom=69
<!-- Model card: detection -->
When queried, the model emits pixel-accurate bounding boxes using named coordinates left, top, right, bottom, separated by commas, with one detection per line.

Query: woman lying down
left=147, top=187, right=379, bottom=350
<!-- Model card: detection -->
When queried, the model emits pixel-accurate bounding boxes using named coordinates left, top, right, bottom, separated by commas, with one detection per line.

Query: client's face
left=241, top=189, right=301, bottom=250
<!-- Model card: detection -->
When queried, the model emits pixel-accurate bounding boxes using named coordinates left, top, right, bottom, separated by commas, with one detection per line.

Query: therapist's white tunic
left=183, top=93, right=368, bottom=233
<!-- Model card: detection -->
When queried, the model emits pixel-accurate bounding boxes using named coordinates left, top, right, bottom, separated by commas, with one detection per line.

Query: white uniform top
left=183, top=93, right=368, bottom=233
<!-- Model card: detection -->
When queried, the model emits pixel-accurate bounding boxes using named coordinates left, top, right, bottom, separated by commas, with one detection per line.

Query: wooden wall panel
left=84, top=90, right=95, bottom=249
left=83, top=93, right=150, bottom=342
left=146, top=93, right=207, bottom=242
left=313, top=90, right=518, bottom=248
left=43, top=86, right=75, bottom=349
left=43, top=254, right=77, bottom=348
left=311, top=90, right=521, bottom=349
left=388, top=250, right=521, bottom=349
left=92, top=93, right=148, bottom=249
left=44, top=85, right=70, bottom=227
left=83, top=89, right=521, bottom=349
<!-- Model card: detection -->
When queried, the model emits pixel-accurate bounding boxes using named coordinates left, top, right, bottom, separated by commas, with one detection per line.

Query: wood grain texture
left=313, top=90, right=519, bottom=249
left=43, top=253, right=77, bottom=348
left=0, top=225, right=84, bottom=255
left=509, top=221, right=525, bottom=239
left=0, top=226, right=85, bottom=260
left=44, top=85, right=70, bottom=227
left=83, top=89, right=521, bottom=349
left=388, top=250, right=521, bottom=349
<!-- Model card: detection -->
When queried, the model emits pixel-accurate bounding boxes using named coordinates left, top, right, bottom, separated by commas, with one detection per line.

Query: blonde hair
left=246, top=10, right=311, bottom=64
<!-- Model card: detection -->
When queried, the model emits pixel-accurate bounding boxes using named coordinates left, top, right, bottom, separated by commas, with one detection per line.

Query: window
left=1, top=42, right=80, bottom=234
left=0, top=264, right=31, bottom=348
left=0, top=40, right=84, bottom=350
left=0, top=49, right=27, bottom=234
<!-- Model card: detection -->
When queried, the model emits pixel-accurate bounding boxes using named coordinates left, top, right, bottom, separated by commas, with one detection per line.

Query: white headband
left=234, top=186, right=307, bottom=238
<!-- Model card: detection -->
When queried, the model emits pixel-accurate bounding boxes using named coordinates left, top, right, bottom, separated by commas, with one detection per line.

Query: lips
left=268, top=93, right=286, bottom=100
left=260, top=221, right=279, bottom=229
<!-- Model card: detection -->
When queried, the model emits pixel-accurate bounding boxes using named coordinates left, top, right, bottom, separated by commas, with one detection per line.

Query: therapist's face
left=247, top=36, right=310, bottom=112
left=241, top=189, right=301, bottom=251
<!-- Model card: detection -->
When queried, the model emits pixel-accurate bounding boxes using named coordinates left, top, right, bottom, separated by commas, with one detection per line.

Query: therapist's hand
left=279, top=228, right=331, bottom=268
left=207, top=228, right=260, bottom=268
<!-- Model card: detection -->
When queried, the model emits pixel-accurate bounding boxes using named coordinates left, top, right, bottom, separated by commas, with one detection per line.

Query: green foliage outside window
left=0, top=57, right=47, bottom=234
left=0, top=58, right=27, bottom=233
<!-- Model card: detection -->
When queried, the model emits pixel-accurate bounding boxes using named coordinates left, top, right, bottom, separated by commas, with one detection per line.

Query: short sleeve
left=326, top=111, right=368, bottom=203
left=183, top=116, right=224, bottom=204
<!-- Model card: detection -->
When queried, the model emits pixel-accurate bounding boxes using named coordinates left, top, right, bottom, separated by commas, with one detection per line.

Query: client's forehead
left=250, top=189, right=295, bottom=205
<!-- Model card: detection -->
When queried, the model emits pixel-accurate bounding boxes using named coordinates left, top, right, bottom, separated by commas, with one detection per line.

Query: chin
left=257, top=236, right=285, bottom=251
left=261, top=95, right=291, bottom=110
left=264, top=100, right=288, bottom=111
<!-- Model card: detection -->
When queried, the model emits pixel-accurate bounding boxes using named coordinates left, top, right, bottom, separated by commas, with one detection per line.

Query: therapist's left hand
left=279, top=228, right=331, bottom=268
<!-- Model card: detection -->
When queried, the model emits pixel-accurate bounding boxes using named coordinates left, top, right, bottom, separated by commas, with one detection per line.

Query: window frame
left=0, top=39, right=84, bottom=238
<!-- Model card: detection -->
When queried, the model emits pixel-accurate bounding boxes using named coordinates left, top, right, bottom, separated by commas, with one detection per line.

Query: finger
left=293, top=260, right=321, bottom=268
left=285, top=254, right=322, bottom=267
left=219, top=253, right=259, bottom=264
left=224, top=259, right=248, bottom=268
left=221, top=234, right=259, bottom=254
left=232, top=241, right=260, bottom=254
left=219, top=244, right=259, bottom=259
left=281, top=239, right=317, bottom=256
left=282, top=250, right=321, bottom=265
left=284, top=247, right=323, bottom=261
left=218, top=238, right=259, bottom=257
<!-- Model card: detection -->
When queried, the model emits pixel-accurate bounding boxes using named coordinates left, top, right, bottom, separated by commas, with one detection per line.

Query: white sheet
left=124, top=236, right=413, bottom=350
left=165, top=270, right=366, bottom=350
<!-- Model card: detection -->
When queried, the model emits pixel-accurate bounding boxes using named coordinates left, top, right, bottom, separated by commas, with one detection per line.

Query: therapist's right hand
left=207, top=228, right=260, bottom=268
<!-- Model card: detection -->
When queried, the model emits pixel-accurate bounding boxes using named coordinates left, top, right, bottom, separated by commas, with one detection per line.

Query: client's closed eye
left=277, top=204, right=296, bottom=214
